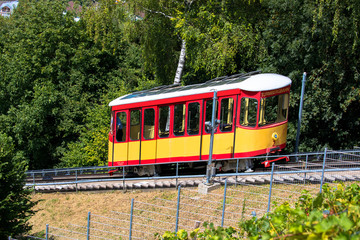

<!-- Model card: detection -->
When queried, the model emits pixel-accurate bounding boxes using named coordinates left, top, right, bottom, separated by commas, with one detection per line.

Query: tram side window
left=205, top=100, right=218, bottom=133
left=240, top=98, right=258, bottom=127
left=143, top=108, right=155, bottom=140
left=259, top=93, right=289, bottom=127
left=130, top=110, right=140, bottom=140
left=159, top=106, right=170, bottom=138
left=187, top=102, right=200, bottom=135
left=173, top=104, right=185, bottom=136
left=116, top=112, right=127, bottom=142
left=220, top=98, right=234, bottom=132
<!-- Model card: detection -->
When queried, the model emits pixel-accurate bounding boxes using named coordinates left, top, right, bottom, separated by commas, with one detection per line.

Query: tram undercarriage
left=116, top=158, right=255, bottom=177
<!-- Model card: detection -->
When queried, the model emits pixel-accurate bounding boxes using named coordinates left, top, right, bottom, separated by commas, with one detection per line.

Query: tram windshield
left=259, top=93, right=289, bottom=127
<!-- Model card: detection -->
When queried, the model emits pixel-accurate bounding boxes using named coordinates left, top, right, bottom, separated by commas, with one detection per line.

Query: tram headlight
left=272, top=132, right=279, bottom=141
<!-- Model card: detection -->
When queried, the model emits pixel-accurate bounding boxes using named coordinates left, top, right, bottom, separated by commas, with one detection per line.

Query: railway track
left=26, top=150, right=360, bottom=193
left=29, top=167, right=360, bottom=193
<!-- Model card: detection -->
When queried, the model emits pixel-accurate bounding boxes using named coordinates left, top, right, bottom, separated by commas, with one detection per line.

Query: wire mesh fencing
left=22, top=148, right=360, bottom=239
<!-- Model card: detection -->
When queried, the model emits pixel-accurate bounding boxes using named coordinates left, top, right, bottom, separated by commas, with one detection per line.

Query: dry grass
left=29, top=189, right=176, bottom=235
left=29, top=180, right=350, bottom=239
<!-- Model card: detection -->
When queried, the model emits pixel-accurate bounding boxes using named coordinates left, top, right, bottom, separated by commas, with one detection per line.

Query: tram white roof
left=109, top=73, right=291, bottom=107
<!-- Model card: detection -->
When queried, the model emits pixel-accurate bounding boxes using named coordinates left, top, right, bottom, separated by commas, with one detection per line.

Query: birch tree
left=130, top=0, right=263, bottom=85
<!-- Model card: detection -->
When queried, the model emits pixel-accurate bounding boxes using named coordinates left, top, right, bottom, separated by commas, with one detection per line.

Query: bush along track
left=157, top=183, right=360, bottom=240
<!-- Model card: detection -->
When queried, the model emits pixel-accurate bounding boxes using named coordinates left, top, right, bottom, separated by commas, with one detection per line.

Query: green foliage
left=240, top=183, right=360, bottom=239
left=1, top=0, right=360, bottom=170
left=0, top=133, right=37, bottom=238
left=157, top=183, right=360, bottom=239
left=263, top=0, right=360, bottom=152
left=156, top=222, right=239, bottom=240
left=0, top=0, right=145, bottom=168
left=129, top=0, right=265, bottom=85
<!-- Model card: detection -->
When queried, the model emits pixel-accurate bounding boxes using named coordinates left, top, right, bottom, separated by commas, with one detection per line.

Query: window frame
left=203, top=98, right=219, bottom=134
left=115, top=110, right=128, bottom=143
left=173, top=103, right=186, bottom=137
left=186, top=100, right=202, bottom=136
left=219, top=96, right=235, bottom=133
left=142, top=107, right=156, bottom=141
left=129, top=109, right=141, bottom=141
left=258, top=93, right=289, bottom=127
left=158, top=105, right=172, bottom=138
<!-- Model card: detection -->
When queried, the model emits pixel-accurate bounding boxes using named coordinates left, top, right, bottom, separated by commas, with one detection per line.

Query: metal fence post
left=87, top=212, right=91, bottom=240
left=45, top=224, right=49, bottom=240
left=123, top=167, right=126, bottom=192
left=235, top=159, right=239, bottom=187
left=75, top=170, right=78, bottom=193
left=304, top=154, right=308, bottom=185
left=295, top=72, right=307, bottom=155
left=320, top=148, right=327, bottom=193
left=175, top=185, right=181, bottom=234
left=221, top=178, right=228, bottom=227
left=176, top=163, right=179, bottom=188
left=129, top=199, right=134, bottom=240
left=32, top=173, right=35, bottom=192
left=207, top=90, right=218, bottom=184
left=267, top=163, right=275, bottom=213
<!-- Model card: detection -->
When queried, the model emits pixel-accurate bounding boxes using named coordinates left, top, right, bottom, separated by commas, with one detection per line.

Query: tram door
left=181, top=101, right=202, bottom=160
left=141, top=107, right=157, bottom=164
left=201, top=96, right=236, bottom=160
left=113, top=111, right=128, bottom=165
left=128, top=109, right=141, bottom=165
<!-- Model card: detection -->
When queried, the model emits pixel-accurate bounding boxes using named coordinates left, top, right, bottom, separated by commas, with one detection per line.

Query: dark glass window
left=220, top=98, right=234, bottom=132
left=259, top=93, right=289, bottom=127
left=159, top=106, right=170, bottom=138
left=205, top=100, right=218, bottom=133
left=130, top=110, right=140, bottom=140
left=187, top=102, right=200, bottom=135
left=240, top=98, right=258, bottom=127
left=116, top=112, right=127, bottom=142
left=173, top=104, right=185, bottom=136
left=143, top=108, right=155, bottom=140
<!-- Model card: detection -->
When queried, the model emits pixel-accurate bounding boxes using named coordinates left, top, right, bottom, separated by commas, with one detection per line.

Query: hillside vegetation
left=159, top=183, right=360, bottom=239
left=0, top=0, right=359, bottom=170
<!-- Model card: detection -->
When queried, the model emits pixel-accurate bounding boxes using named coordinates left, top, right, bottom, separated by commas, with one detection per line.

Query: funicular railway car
left=108, top=72, right=291, bottom=176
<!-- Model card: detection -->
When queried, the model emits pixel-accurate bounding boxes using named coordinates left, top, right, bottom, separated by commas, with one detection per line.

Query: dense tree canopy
left=0, top=0, right=359, bottom=171
left=0, top=0, right=145, bottom=169
left=0, top=133, right=36, bottom=238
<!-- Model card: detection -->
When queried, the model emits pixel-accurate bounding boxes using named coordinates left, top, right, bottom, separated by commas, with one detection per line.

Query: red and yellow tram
left=108, top=72, right=291, bottom=176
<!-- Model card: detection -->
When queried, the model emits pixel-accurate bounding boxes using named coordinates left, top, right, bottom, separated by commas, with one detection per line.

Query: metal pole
left=221, top=179, right=228, bottom=227
left=33, top=173, right=35, bottom=192
left=235, top=159, right=239, bottom=187
left=320, top=148, right=327, bottom=193
left=87, top=212, right=91, bottom=240
left=175, top=186, right=181, bottom=234
left=129, top=199, right=134, bottom=240
left=123, top=167, right=126, bottom=192
left=304, top=154, right=308, bottom=185
left=295, top=72, right=307, bottom=155
left=207, top=90, right=217, bottom=184
left=267, top=163, right=275, bottom=213
left=45, top=224, right=49, bottom=240
left=46, top=224, right=49, bottom=240
left=75, top=170, right=78, bottom=193
left=176, top=163, right=179, bottom=188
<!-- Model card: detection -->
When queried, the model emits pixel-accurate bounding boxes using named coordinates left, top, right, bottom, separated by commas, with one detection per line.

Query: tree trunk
left=173, top=39, right=186, bottom=84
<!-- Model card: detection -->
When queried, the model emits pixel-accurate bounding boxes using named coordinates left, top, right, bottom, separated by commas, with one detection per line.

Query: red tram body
left=108, top=72, right=291, bottom=175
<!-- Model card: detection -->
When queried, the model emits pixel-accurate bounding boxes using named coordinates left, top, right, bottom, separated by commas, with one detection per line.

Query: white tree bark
left=173, top=39, right=186, bottom=85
